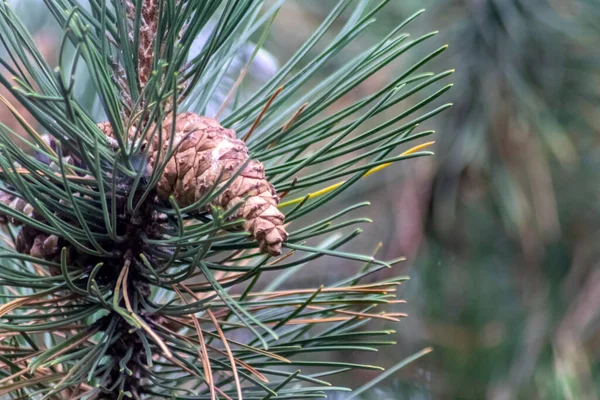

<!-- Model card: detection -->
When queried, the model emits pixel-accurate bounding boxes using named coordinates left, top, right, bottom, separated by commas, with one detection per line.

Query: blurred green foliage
left=416, top=1, right=600, bottom=398
left=269, top=0, right=600, bottom=398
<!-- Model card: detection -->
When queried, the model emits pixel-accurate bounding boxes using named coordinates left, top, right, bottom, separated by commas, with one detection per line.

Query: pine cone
left=0, top=191, right=31, bottom=227
left=0, top=167, right=63, bottom=262
left=15, top=225, right=59, bottom=259
left=0, top=192, right=61, bottom=260
left=0, top=192, right=29, bottom=224
left=144, top=112, right=288, bottom=256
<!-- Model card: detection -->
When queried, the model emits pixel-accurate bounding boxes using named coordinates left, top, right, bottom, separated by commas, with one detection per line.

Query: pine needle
left=207, top=308, right=243, bottom=400
left=243, top=86, right=284, bottom=142
left=279, top=141, right=435, bottom=208
left=174, top=284, right=216, bottom=400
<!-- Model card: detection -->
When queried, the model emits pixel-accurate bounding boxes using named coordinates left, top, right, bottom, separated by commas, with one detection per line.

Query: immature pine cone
left=152, top=113, right=287, bottom=256
left=100, top=113, right=288, bottom=256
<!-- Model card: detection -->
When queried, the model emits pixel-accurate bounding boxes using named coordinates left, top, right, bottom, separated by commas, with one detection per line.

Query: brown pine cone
left=14, top=226, right=59, bottom=260
left=1, top=188, right=61, bottom=261
left=0, top=192, right=39, bottom=229
left=0, top=192, right=30, bottom=224
left=143, top=112, right=287, bottom=256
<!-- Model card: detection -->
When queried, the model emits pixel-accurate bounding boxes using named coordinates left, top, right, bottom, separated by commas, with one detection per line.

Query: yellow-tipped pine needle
left=279, top=141, right=435, bottom=208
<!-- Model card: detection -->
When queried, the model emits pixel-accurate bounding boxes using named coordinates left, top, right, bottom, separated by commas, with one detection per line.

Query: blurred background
left=2, top=0, right=600, bottom=399
left=263, top=1, right=600, bottom=399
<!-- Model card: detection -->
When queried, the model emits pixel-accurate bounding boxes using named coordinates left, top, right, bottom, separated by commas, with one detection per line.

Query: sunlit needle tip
left=279, top=141, right=436, bottom=208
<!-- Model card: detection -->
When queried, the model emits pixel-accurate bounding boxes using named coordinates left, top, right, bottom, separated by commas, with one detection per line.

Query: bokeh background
left=2, top=0, right=599, bottom=399
left=264, top=1, right=600, bottom=399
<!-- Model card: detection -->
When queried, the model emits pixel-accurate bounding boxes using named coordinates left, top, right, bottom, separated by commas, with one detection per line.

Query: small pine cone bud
left=126, top=0, right=159, bottom=87
left=132, top=112, right=287, bottom=256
